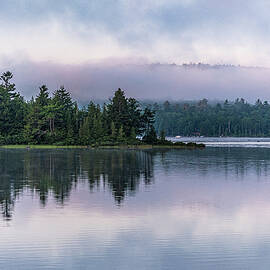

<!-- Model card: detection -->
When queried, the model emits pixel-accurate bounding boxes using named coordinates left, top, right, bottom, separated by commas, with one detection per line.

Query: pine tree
left=129, top=127, right=137, bottom=144
left=117, top=125, right=125, bottom=143
left=0, top=71, right=26, bottom=142
left=107, top=89, right=129, bottom=133
left=143, top=126, right=157, bottom=144
left=79, top=117, right=90, bottom=145
left=24, top=85, right=51, bottom=144
left=111, top=122, right=116, bottom=141
left=51, top=86, right=74, bottom=142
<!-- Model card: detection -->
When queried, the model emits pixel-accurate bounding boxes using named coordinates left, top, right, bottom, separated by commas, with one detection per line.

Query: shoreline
left=0, top=144, right=205, bottom=150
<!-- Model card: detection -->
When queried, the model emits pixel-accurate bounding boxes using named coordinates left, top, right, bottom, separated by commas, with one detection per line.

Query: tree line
left=0, top=71, right=157, bottom=145
left=153, top=98, right=270, bottom=137
left=4, top=70, right=268, bottom=141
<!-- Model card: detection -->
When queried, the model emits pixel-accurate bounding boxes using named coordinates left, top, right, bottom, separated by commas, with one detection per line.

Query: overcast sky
left=1, top=0, right=270, bottom=101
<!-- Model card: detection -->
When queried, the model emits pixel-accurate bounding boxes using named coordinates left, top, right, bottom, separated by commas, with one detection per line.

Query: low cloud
left=2, top=59, right=270, bottom=104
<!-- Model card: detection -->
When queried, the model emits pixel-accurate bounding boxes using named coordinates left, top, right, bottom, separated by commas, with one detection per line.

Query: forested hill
left=153, top=99, right=270, bottom=137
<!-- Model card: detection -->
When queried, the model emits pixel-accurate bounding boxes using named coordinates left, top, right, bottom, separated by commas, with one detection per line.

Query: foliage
left=0, top=72, right=157, bottom=145
left=143, top=126, right=158, bottom=144
left=153, top=99, right=270, bottom=137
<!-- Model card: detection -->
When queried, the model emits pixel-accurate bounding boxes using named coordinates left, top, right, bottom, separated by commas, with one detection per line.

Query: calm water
left=1, top=146, right=270, bottom=269
left=170, top=136, right=270, bottom=147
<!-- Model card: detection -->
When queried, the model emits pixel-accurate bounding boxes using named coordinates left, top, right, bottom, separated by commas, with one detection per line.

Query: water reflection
left=2, top=148, right=270, bottom=269
left=1, top=147, right=270, bottom=221
left=0, top=149, right=154, bottom=220
left=156, top=147, right=270, bottom=179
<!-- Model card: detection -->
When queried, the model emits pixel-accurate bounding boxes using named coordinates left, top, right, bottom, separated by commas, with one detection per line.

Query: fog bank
left=2, top=60, right=270, bottom=103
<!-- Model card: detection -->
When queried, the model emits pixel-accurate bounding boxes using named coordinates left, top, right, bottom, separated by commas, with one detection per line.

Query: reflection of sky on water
left=1, top=148, right=270, bottom=269
left=171, top=136, right=270, bottom=148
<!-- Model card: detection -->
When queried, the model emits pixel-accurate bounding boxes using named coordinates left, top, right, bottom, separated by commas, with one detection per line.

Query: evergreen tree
left=111, top=122, right=116, bottom=141
left=126, top=97, right=142, bottom=136
left=129, top=127, right=137, bottom=143
left=107, top=88, right=129, bottom=134
left=51, top=86, right=74, bottom=142
left=143, top=126, right=158, bottom=144
left=117, top=125, right=125, bottom=143
left=25, top=85, right=50, bottom=144
left=0, top=71, right=26, bottom=142
left=142, top=107, right=155, bottom=135
left=79, top=117, right=90, bottom=145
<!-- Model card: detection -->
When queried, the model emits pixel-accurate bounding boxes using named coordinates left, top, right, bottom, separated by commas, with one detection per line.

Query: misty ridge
left=3, top=59, right=270, bottom=104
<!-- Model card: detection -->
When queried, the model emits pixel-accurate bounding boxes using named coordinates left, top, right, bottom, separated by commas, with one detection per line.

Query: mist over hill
left=2, top=60, right=270, bottom=104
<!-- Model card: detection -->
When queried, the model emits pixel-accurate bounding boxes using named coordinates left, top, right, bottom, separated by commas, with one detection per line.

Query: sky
left=1, top=0, right=270, bottom=101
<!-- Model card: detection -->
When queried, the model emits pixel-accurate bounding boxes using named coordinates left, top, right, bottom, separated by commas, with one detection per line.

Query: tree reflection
left=3, top=147, right=270, bottom=220
left=79, top=150, right=153, bottom=203
left=0, top=149, right=154, bottom=220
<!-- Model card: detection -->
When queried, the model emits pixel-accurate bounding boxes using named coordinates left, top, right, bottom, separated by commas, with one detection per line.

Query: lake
left=1, top=145, right=270, bottom=269
left=170, top=136, right=270, bottom=148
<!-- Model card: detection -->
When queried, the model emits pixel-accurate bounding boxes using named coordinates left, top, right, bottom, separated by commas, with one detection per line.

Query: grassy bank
left=0, top=143, right=205, bottom=150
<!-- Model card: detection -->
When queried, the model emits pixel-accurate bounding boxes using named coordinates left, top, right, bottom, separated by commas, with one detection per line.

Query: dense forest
left=3, top=70, right=270, bottom=142
left=154, top=98, right=270, bottom=137
left=0, top=71, right=158, bottom=145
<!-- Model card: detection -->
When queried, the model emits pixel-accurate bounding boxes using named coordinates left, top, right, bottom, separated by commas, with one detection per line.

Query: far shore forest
left=154, top=98, right=270, bottom=137
left=0, top=71, right=269, bottom=146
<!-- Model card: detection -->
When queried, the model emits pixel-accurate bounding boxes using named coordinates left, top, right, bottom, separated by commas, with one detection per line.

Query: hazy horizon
left=3, top=60, right=270, bottom=104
